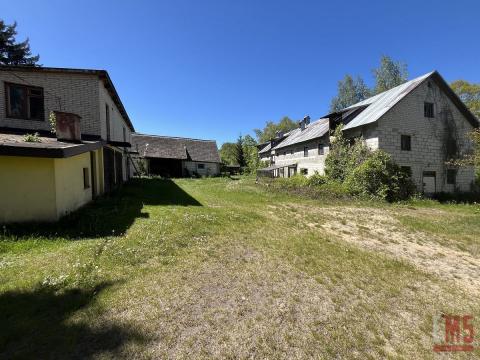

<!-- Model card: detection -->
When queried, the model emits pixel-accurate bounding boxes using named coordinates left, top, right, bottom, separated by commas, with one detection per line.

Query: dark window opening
left=303, top=146, right=308, bottom=157
left=446, top=169, right=457, bottom=185
left=105, top=104, right=111, bottom=140
left=401, top=135, right=411, bottom=151
left=424, top=102, right=434, bottom=118
left=401, top=166, right=412, bottom=177
left=318, top=143, right=324, bottom=155
left=123, top=127, right=126, bottom=142
left=6, top=83, right=44, bottom=120
left=300, top=168, right=308, bottom=175
left=197, top=163, right=205, bottom=170
left=83, top=168, right=90, bottom=189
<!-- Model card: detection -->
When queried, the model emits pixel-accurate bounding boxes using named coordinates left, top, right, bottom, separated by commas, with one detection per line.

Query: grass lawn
left=1, top=177, right=479, bottom=359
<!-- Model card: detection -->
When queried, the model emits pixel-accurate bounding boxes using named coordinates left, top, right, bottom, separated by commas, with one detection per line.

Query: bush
left=324, top=125, right=371, bottom=182
left=344, top=150, right=415, bottom=201
left=306, top=172, right=328, bottom=186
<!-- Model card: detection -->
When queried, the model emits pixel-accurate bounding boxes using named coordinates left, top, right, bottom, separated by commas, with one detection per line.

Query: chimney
left=55, top=111, right=82, bottom=142
left=299, top=115, right=310, bottom=131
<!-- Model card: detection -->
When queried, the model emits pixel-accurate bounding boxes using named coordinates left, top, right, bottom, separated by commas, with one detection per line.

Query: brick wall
left=273, top=136, right=329, bottom=176
left=375, top=79, right=476, bottom=192
left=0, top=70, right=100, bottom=135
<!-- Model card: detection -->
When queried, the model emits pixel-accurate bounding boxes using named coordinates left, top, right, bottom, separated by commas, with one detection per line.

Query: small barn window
left=318, top=143, right=324, bottom=155
left=424, top=102, right=434, bottom=118
left=6, top=83, right=44, bottom=120
left=197, top=163, right=205, bottom=170
left=300, top=168, right=308, bottom=175
left=303, top=146, right=308, bottom=157
left=401, top=135, right=411, bottom=151
left=83, top=168, right=90, bottom=189
left=446, top=169, right=457, bottom=185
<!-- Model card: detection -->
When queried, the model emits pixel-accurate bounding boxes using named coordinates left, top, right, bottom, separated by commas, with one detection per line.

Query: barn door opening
left=422, top=171, right=436, bottom=194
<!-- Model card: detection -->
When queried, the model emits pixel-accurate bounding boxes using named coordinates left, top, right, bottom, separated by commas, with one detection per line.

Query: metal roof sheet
left=342, top=72, right=434, bottom=130
left=272, top=118, right=329, bottom=150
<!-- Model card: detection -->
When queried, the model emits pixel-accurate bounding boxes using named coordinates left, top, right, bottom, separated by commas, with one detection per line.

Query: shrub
left=344, top=150, right=415, bottom=201
left=324, top=125, right=371, bottom=182
left=306, top=172, right=328, bottom=187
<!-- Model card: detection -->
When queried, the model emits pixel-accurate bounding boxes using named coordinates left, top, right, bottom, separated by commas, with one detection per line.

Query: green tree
left=0, top=20, right=39, bottom=65
left=235, top=135, right=246, bottom=167
left=372, top=55, right=408, bottom=94
left=330, top=75, right=371, bottom=112
left=451, top=80, right=480, bottom=119
left=254, top=116, right=297, bottom=143
left=219, top=142, right=238, bottom=165
left=241, top=134, right=261, bottom=173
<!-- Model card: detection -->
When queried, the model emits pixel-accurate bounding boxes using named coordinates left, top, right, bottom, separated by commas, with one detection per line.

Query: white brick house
left=258, top=71, right=479, bottom=193
left=0, top=66, right=135, bottom=222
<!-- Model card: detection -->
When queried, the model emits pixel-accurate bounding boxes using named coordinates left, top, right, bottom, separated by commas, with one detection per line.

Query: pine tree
left=0, top=20, right=39, bottom=66
left=235, top=135, right=246, bottom=167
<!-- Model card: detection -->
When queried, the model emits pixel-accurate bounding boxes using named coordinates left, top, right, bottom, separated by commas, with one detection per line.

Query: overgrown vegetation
left=23, top=132, right=41, bottom=143
left=326, top=126, right=415, bottom=201
left=1, top=177, right=479, bottom=358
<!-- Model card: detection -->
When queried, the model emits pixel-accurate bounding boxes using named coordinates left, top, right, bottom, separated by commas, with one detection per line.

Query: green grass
left=1, top=177, right=479, bottom=359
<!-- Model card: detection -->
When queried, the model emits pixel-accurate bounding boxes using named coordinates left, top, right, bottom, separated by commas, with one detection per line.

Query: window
left=318, top=143, right=324, bottom=155
left=5, top=83, right=44, bottom=120
left=300, top=168, right=308, bottom=175
left=123, top=127, right=126, bottom=142
left=424, top=102, right=434, bottom=118
left=83, top=168, right=90, bottom=189
left=197, top=163, right=205, bottom=170
left=446, top=169, right=457, bottom=185
left=303, top=146, right=308, bottom=157
left=401, top=166, right=412, bottom=177
left=401, top=135, right=411, bottom=151
left=105, top=104, right=111, bottom=140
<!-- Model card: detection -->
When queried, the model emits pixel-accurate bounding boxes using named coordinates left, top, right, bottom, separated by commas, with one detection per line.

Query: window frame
left=197, top=163, right=205, bottom=170
left=5, top=82, right=45, bottom=121
left=303, top=146, right=308, bottom=157
left=105, top=104, right=111, bottom=140
left=318, top=143, right=324, bottom=155
left=424, top=102, right=434, bottom=118
left=401, top=135, right=411, bottom=151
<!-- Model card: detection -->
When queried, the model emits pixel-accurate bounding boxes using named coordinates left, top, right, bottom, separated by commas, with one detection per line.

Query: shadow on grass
left=0, top=282, right=148, bottom=359
left=2, top=178, right=201, bottom=240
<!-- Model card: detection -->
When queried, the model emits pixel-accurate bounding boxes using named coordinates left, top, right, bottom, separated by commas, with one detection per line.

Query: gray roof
left=340, top=72, right=433, bottom=131
left=339, top=71, right=479, bottom=130
left=272, top=118, right=329, bottom=150
left=258, top=142, right=272, bottom=154
left=132, top=134, right=221, bottom=163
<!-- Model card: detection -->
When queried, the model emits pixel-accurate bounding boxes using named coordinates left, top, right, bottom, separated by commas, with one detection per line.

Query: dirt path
left=317, top=206, right=480, bottom=295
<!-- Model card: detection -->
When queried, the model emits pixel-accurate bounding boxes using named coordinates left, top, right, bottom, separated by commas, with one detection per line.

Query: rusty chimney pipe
left=54, top=111, right=82, bottom=142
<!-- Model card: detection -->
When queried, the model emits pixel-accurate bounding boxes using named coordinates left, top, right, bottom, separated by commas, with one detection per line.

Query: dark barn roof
left=132, top=134, right=221, bottom=163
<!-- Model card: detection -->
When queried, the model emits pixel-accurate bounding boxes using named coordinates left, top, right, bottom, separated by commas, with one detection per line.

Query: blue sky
left=2, top=0, right=479, bottom=145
